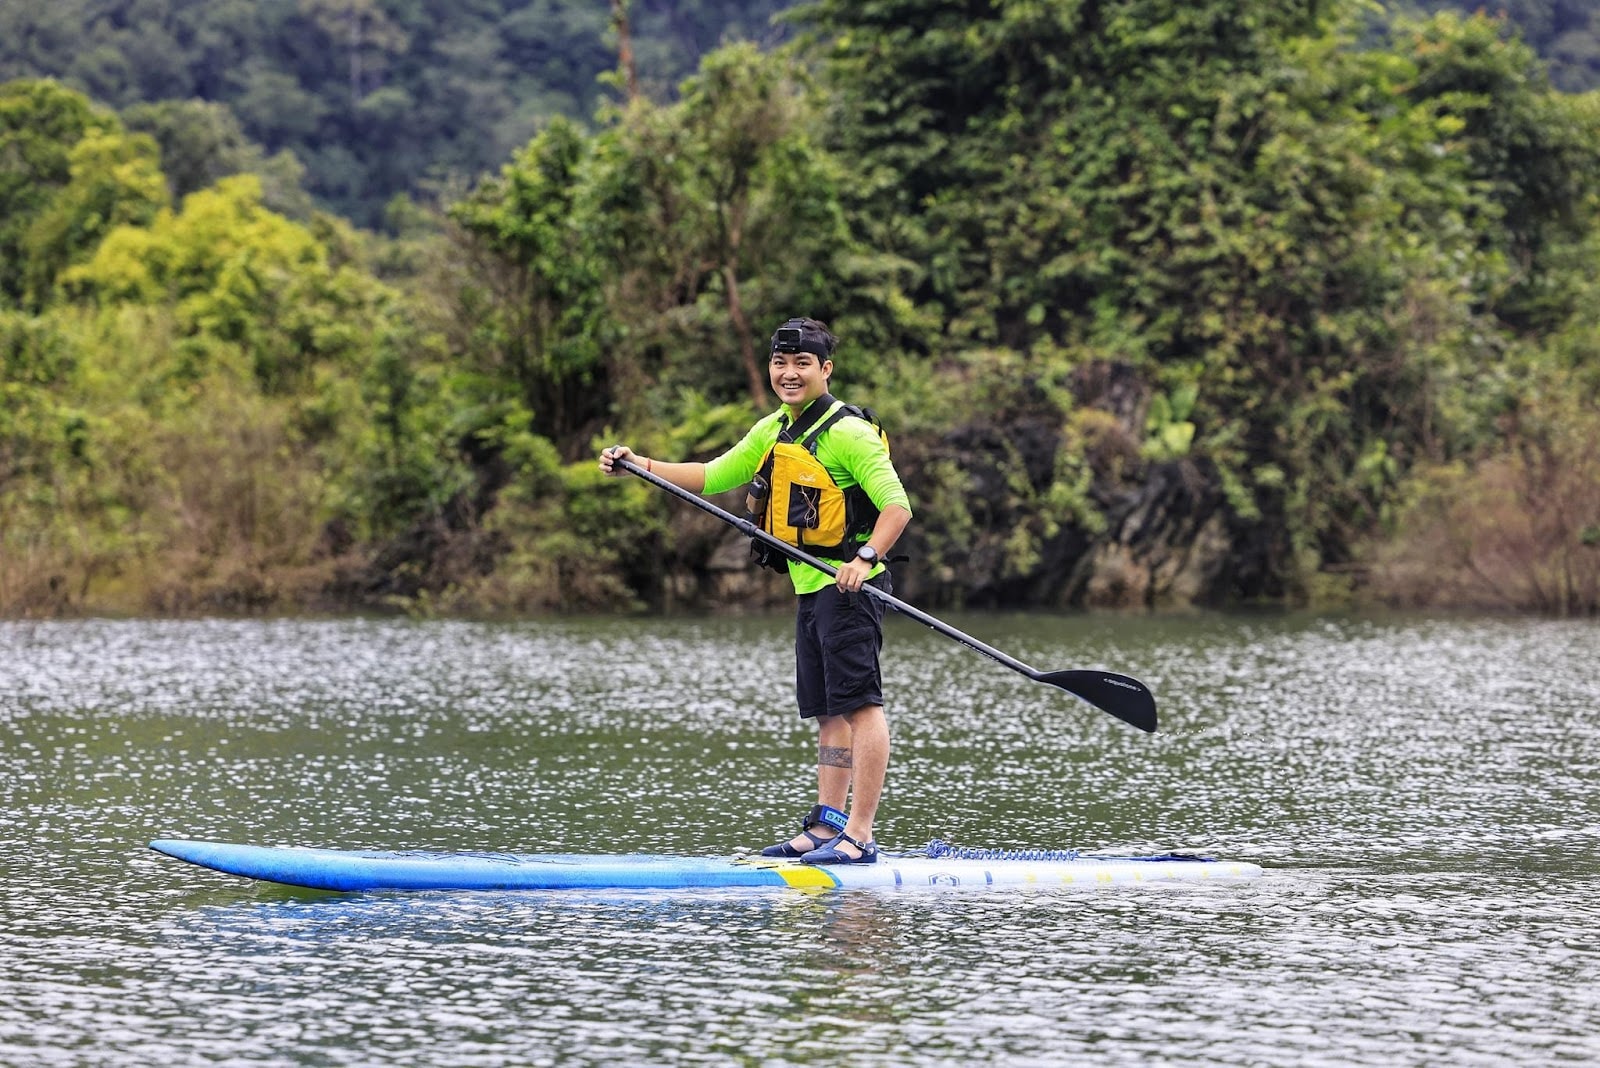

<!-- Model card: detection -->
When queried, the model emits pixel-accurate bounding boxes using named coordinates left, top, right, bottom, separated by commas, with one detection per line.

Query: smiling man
left=600, top=317, right=912, bottom=865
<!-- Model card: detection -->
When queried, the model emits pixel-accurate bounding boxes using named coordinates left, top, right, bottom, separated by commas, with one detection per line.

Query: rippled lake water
left=2, top=612, right=1598, bottom=1066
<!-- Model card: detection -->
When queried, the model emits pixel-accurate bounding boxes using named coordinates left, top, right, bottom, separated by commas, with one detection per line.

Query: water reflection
left=3, top=614, right=1600, bottom=1065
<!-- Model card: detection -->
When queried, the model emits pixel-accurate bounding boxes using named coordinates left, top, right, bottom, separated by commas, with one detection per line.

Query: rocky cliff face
left=1078, top=460, right=1235, bottom=609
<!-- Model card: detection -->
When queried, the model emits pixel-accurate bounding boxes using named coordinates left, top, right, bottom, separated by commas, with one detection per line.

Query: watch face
left=857, top=546, right=878, bottom=563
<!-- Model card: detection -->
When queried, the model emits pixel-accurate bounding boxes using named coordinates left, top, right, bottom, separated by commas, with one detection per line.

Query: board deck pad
left=149, top=839, right=1263, bottom=892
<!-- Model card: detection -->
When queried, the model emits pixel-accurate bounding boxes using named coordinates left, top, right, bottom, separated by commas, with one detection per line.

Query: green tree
left=121, top=97, right=314, bottom=218
left=452, top=42, right=857, bottom=431
left=1412, top=0, right=1600, bottom=91
left=297, top=0, right=409, bottom=107
left=1400, top=12, right=1600, bottom=331
left=589, top=42, right=853, bottom=410
left=447, top=116, right=609, bottom=447
left=21, top=127, right=169, bottom=308
left=63, top=173, right=391, bottom=394
left=1, top=80, right=104, bottom=308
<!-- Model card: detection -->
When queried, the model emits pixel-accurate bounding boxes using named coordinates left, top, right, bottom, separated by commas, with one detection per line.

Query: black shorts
left=794, top=571, right=891, bottom=719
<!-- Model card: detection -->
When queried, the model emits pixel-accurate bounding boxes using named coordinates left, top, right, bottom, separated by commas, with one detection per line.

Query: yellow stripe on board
left=775, top=865, right=841, bottom=889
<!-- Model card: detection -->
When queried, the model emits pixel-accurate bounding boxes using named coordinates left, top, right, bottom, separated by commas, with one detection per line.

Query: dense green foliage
left=3, top=0, right=1599, bottom=617
left=784, top=0, right=1599, bottom=605
left=1, top=0, right=1592, bottom=228
left=0, top=0, right=795, bottom=225
left=1417, top=0, right=1600, bottom=92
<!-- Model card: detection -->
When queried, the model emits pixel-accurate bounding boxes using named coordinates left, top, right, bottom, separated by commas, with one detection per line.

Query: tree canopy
left=0, top=0, right=796, bottom=225
left=0, top=0, right=1592, bottom=226
left=3, top=0, right=1598, bottom=617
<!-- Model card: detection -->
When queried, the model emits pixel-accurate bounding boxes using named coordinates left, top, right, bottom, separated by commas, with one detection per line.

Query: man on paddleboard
left=600, top=317, right=912, bottom=865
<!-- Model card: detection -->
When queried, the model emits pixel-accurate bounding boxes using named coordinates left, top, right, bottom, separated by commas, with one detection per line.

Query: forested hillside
left=1, top=0, right=1594, bottom=227
left=3, top=1, right=1598, bottom=618
left=0, top=0, right=794, bottom=225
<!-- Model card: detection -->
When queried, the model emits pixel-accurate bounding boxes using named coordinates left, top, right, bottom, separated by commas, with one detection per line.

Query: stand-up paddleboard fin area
left=150, top=838, right=1263, bottom=893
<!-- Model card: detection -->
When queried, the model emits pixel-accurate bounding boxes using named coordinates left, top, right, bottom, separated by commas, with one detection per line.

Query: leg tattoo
left=818, top=745, right=853, bottom=769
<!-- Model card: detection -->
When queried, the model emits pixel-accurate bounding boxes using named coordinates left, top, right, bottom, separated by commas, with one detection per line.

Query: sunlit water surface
left=2, top=613, right=1597, bottom=1066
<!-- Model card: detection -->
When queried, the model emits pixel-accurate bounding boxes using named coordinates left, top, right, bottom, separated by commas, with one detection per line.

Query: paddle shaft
left=614, top=456, right=1156, bottom=731
left=619, top=458, right=938, bottom=618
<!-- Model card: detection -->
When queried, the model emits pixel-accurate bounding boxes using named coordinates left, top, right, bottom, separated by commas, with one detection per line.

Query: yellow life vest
left=751, top=395, right=887, bottom=562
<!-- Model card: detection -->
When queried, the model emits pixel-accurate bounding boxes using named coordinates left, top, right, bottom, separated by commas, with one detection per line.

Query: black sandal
left=760, top=804, right=848, bottom=858
left=801, top=831, right=878, bottom=866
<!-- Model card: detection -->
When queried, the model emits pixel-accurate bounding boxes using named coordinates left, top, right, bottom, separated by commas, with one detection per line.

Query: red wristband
left=645, top=458, right=653, bottom=473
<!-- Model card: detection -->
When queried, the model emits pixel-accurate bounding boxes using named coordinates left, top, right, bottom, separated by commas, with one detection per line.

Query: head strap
left=770, top=318, right=835, bottom=359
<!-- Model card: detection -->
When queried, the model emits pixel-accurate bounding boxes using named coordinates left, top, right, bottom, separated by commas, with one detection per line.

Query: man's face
left=769, top=350, right=832, bottom=408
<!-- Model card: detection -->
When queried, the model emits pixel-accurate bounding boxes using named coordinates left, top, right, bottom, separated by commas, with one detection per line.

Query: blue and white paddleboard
left=149, top=839, right=1263, bottom=892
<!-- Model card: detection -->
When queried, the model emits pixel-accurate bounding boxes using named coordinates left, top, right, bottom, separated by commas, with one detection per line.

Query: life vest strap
left=778, top=393, right=842, bottom=448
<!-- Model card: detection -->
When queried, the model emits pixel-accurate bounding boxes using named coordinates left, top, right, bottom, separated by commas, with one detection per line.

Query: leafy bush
left=1373, top=381, right=1600, bottom=615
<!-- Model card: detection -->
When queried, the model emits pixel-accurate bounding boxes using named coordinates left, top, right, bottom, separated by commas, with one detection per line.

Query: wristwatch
left=855, top=545, right=879, bottom=566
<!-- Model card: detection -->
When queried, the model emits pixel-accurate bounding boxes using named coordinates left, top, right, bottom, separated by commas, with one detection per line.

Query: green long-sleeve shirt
left=703, top=399, right=912, bottom=595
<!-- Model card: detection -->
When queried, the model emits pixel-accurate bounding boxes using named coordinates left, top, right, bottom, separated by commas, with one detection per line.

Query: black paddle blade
left=1037, top=670, right=1158, bottom=733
